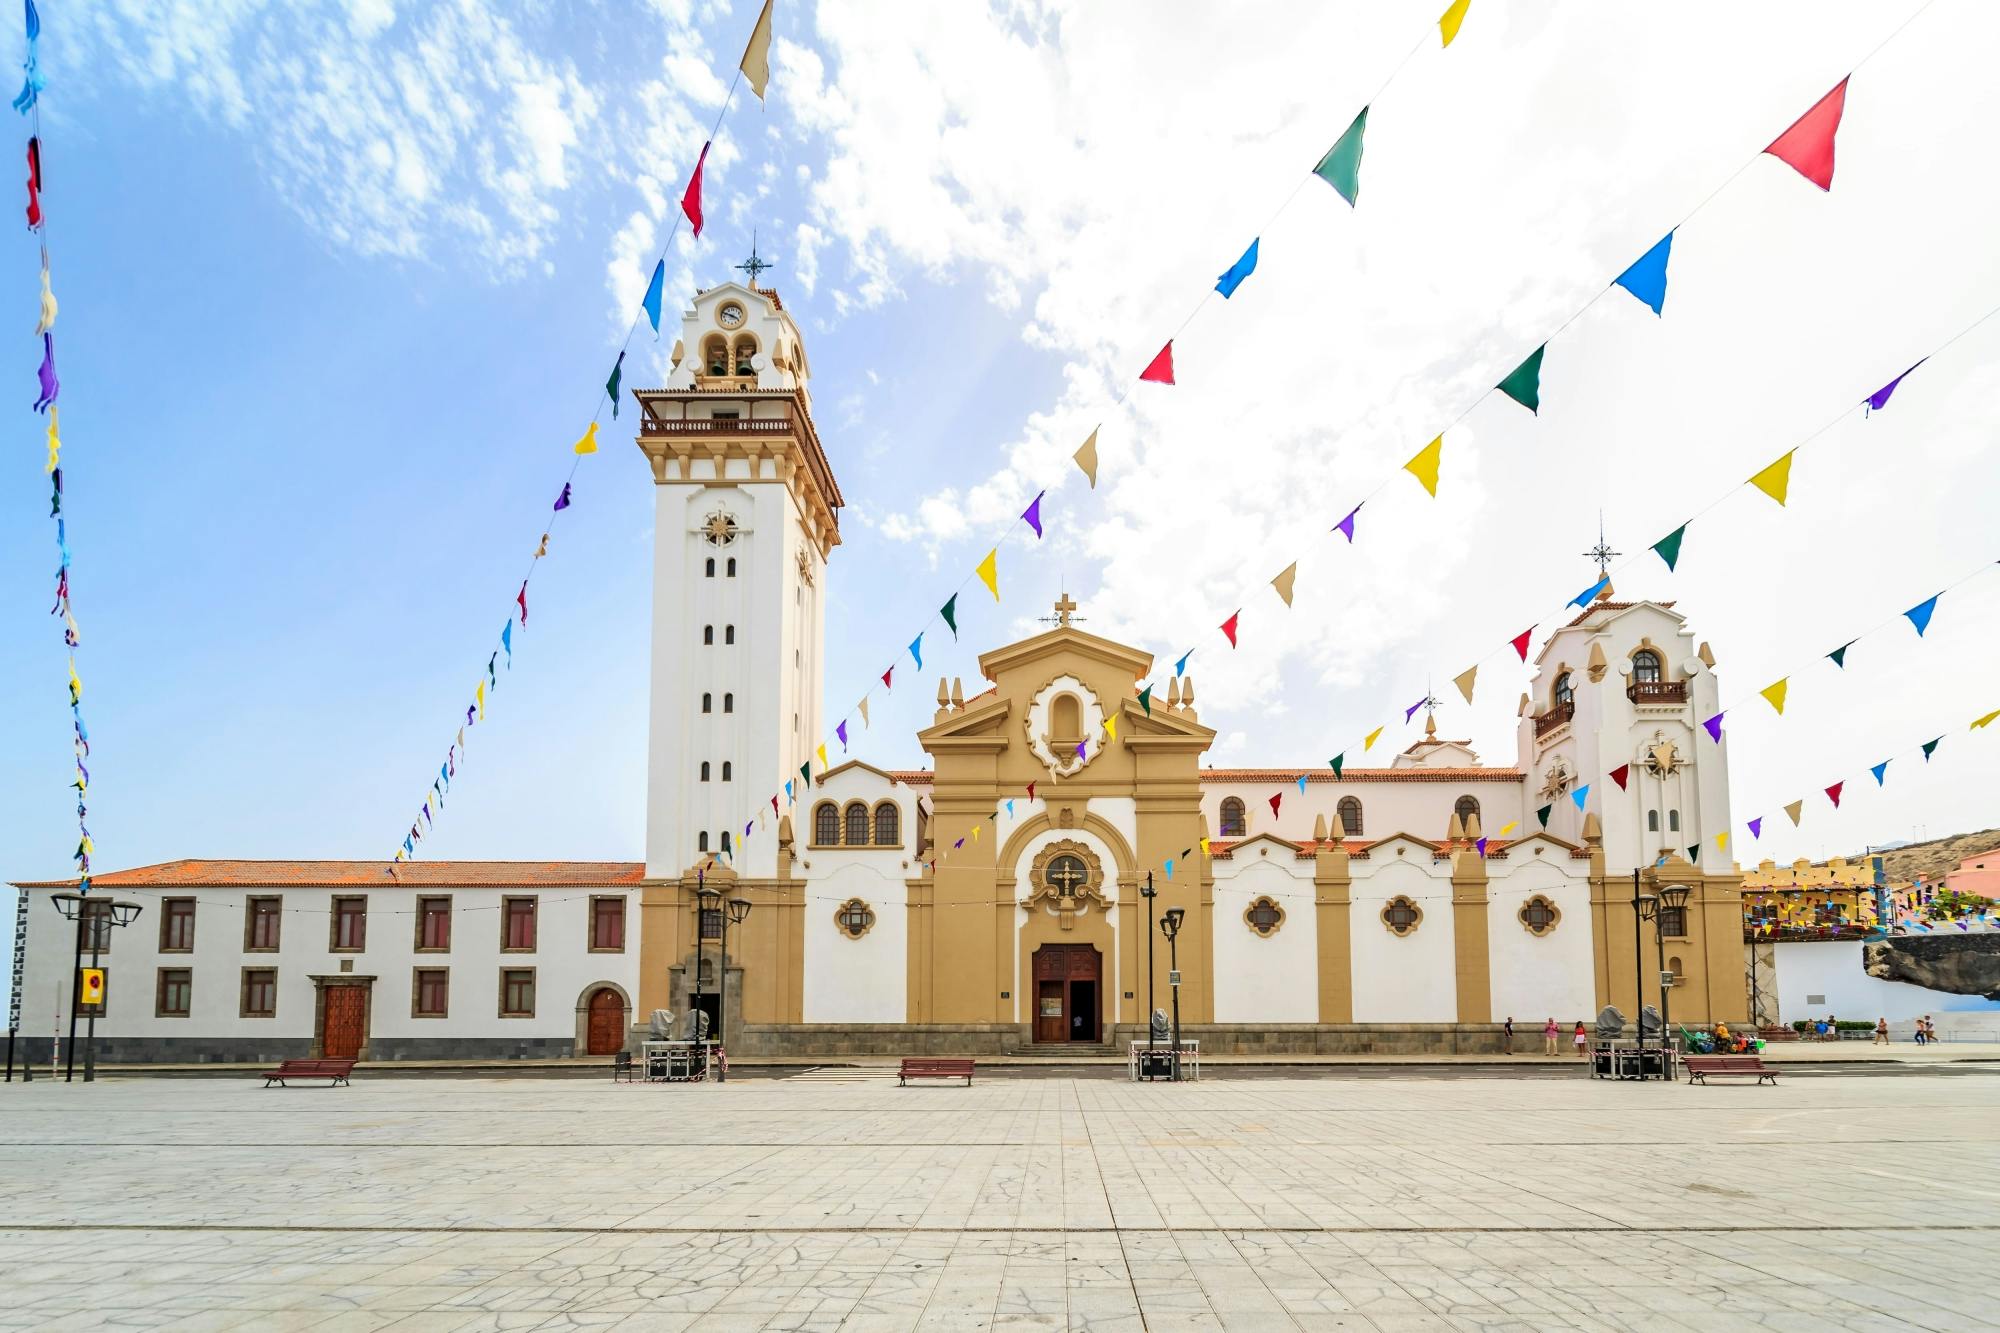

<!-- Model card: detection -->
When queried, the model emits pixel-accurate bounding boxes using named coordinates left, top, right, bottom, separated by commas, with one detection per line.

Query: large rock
left=1862, top=934, right=2000, bottom=1001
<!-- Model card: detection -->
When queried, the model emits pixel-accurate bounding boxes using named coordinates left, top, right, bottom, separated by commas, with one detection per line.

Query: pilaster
left=1314, top=838, right=1353, bottom=1024
left=1450, top=846, right=1492, bottom=1024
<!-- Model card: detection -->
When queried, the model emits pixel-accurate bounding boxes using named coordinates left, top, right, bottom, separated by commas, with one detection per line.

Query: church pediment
left=1117, top=694, right=1216, bottom=748
left=916, top=695, right=1012, bottom=750
left=978, top=624, right=1153, bottom=682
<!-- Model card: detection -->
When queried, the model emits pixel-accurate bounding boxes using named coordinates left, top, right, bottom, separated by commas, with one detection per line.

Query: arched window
left=874, top=803, right=900, bottom=846
left=724, top=625, right=735, bottom=644
left=703, top=335, right=728, bottom=376
left=699, top=762, right=711, bottom=782
left=1553, top=671, right=1573, bottom=708
left=705, top=557, right=715, bottom=578
left=703, top=625, right=714, bottom=645
left=697, top=831, right=710, bottom=852
left=720, top=831, right=732, bottom=855
left=1668, top=809, right=1681, bottom=832
left=1648, top=810, right=1660, bottom=832
left=813, top=802, right=839, bottom=846
left=844, top=802, right=869, bottom=846
left=1632, top=649, right=1662, bottom=683
left=1666, top=954, right=1683, bottom=983
left=723, top=693, right=733, bottom=713
left=726, top=558, right=736, bottom=577
left=1219, top=797, right=1247, bottom=838
left=1454, top=795, right=1481, bottom=828
left=721, top=762, right=731, bottom=781
left=1337, top=796, right=1363, bottom=837
left=701, top=693, right=712, bottom=714
left=1050, top=693, right=1082, bottom=747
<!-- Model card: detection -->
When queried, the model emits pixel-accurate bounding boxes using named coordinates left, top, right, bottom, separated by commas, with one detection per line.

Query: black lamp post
left=1654, top=884, right=1691, bottom=1058
left=48, top=893, right=142, bottom=1083
left=693, top=877, right=718, bottom=1053
left=1160, top=906, right=1185, bottom=1082
left=716, top=897, right=751, bottom=1082
left=1140, top=872, right=1157, bottom=1071
left=1632, top=874, right=1656, bottom=1082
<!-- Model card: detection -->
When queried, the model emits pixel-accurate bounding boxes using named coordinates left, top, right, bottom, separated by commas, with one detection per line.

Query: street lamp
left=1139, top=872, right=1157, bottom=1074
left=1654, top=884, right=1691, bottom=1057
left=1160, top=906, right=1185, bottom=1082
left=1631, top=873, right=1657, bottom=1082
left=693, top=875, right=718, bottom=1057
left=48, top=893, right=142, bottom=1083
left=716, top=897, right=752, bottom=1083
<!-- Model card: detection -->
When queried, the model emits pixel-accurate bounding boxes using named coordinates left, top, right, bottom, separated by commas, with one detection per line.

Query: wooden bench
left=1684, top=1054, right=1777, bottom=1086
left=263, top=1058, right=357, bottom=1088
left=899, top=1057, right=974, bottom=1086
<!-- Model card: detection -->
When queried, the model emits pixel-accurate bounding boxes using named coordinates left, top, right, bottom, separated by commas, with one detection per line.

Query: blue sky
left=7, top=1, right=2000, bottom=977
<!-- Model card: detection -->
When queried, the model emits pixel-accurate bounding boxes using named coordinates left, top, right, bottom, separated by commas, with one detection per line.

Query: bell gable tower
left=635, top=277, right=841, bottom=878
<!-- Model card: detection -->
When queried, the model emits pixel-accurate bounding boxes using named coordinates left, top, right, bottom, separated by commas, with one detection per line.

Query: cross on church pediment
left=1037, top=593, right=1084, bottom=629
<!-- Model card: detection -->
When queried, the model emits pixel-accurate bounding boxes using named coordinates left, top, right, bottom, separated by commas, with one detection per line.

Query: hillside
left=1844, top=827, right=2000, bottom=886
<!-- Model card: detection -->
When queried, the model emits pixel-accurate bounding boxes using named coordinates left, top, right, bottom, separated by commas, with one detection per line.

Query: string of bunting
left=16, top=0, right=95, bottom=894
left=388, top=0, right=779, bottom=869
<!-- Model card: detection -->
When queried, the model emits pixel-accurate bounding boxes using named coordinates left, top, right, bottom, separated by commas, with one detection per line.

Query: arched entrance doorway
left=584, top=987, right=627, bottom=1055
left=1032, top=944, right=1101, bottom=1043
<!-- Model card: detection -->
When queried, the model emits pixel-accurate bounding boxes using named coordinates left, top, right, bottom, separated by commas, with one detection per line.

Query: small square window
left=156, top=968, right=192, bottom=1018
left=241, top=969, right=277, bottom=1019
left=414, top=968, right=449, bottom=1019
left=500, top=969, right=536, bottom=1018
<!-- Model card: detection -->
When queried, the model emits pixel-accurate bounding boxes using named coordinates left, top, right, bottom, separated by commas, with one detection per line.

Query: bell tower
left=635, top=264, right=841, bottom=878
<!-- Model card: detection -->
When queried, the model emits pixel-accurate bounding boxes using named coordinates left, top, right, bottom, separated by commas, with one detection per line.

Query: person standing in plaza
left=1573, top=1020, right=1588, bottom=1058
left=1543, top=1017, right=1559, bottom=1056
left=1503, top=1016, right=1514, bottom=1054
left=1874, top=1017, right=1888, bottom=1044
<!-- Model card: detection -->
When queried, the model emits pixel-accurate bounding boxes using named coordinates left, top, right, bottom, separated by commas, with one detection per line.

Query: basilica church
left=11, top=278, right=1747, bottom=1063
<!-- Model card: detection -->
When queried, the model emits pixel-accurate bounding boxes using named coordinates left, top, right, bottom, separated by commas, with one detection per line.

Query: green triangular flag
left=1313, top=106, right=1368, bottom=207
left=1137, top=685, right=1153, bottom=716
left=1329, top=753, right=1344, bottom=779
left=1687, top=843, right=1700, bottom=863
left=799, top=760, right=812, bottom=787
left=1497, top=345, right=1545, bottom=414
left=940, top=594, right=958, bottom=639
left=1651, top=524, right=1686, bottom=572
left=1921, top=737, right=1941, bottom=761
left=605, top=351, right=625, bottom=419
left=1536, top=803, right=1552, bottom=829
left=1827, top=640, right=1855, bottom=669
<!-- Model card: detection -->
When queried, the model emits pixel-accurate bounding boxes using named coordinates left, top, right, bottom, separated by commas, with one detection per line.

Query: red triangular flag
left=1026, top=781, right=1036, bottom=802
left=1764, top=78, right=1847, bottom=191
left=1609, top=764, right=1630, bottom=791
left=516, top=581, right=529, bottom=626
left=881, top=666, right=893, bottom=690
left=1220, top=610, right=1240, bottom=647
left=1268, top=792, right=1282, bottom=818
left=1510, top=626, right=1534, bottom=661
left=1825, top=780, right=1844, bottom=808
left=1138, top=341, right=1175, bottom=385
left=682, top=140, right=711, bottom=236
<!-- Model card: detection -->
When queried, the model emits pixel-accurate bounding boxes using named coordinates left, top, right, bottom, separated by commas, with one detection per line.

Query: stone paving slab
left=1, top=1074, right=1996, bottom=1329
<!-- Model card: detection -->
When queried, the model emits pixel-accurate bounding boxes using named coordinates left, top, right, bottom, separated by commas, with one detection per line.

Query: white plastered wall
left=1349, top=846, right=1458, bottom=1022
left=1485, top=845, right=1597, bottom=1026
left=1210, top=845, right=1318, bottom=1022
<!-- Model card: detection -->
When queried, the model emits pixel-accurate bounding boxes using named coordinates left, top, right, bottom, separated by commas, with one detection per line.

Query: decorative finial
left=1584, top=509, right=1621, bottom=575
left=1038, top=592, right=1082, bottom=628
left=735, top=229, right=775, bottom=285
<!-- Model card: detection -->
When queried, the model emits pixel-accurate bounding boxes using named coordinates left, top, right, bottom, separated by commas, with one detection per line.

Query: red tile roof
left=10, top=860, right=646, bottom=890
left=1563, top=599, right=1675, bottom=628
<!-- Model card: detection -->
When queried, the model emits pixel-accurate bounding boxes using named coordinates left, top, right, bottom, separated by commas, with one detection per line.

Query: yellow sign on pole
left=80, top=968, right=104, bottom=1006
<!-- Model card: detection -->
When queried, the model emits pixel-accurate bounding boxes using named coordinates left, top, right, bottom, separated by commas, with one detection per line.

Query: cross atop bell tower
left=735, top=231, right=774, bottom=286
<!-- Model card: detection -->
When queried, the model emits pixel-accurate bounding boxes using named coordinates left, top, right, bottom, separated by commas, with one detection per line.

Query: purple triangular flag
left=1475, top=837, right=1488, bottom=857
left=1702, top=712, right=1725, bottom=743
left=1022, top=490, right=1045, bottom=538
left=1864, top=359, right=1925, bottom=415
left=1404, top=697, right=1426, bottom=723
left=553, top=482, right=572, bottom=511
left=1334, top=503, right=1361, bottom=542
left=836, top=720, right=849, bottom=751
left=1747, top=817, right=1763, bottom=840
left=1075, top=740, right=1087, bottom=759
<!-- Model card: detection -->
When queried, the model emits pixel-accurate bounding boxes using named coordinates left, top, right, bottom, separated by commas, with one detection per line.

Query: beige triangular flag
left=739, top=0, right=775, bottom=101
left=1783, top=799, right=1804, bottom=826
left=1453, top=665, right=1477, bottom=704
left=1271, top=561, right=1298, bottom=607
left=1073, top=425, right=1100, bottom=488
left=858, top=697, right=870, bottom=729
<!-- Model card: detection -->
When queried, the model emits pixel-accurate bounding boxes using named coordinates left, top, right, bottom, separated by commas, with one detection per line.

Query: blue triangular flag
left=1612, top=230, right=1673, bottom=315
left=1870, top=760, right=1889, bottom=787
left=1175, top=649, right=1192, bottom=677
left=1904, top=594, right=1939, bottom=637
left=1215, top=238, right=1259, bottom=298
left=1570, top=783, right=1591, bottom=812
left=501, top=620, right=512, bottom=665
left=1165, top=858, right=1175, bottom=880
left=1568, top=575, right=1610, bottom=609
left=909, top=633, right=925, bottom=670
left=642, top=259, right=665, bottom=335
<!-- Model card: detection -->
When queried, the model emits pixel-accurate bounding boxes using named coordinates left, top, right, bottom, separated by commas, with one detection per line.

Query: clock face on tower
left=718, top=302, right=745, bottom=329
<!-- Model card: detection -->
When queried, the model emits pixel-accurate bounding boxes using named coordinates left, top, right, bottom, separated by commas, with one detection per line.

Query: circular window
left=1045, top=855, right=1089, bottom=895
left=1518, top=895, right=1561, bottom=937
left=834, top=898, right=875, bottom=940
left=1381, top=896, right=1423, bottom=937
left=1244, top=896, right=1285, bottom=938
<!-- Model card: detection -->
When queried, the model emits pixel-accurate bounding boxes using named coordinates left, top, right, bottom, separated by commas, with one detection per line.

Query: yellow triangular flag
left=859, top=698, right=870, bottom=729
left=1748, top=450, right=1796, bottom=506
left=1783, top=799, right=1803, bottom=826
left=970, top=824, right=980, bottom=843
left=1972, top=708, right=2000, bottom=730
left=975, top=548, right=999, bottom=600
left=1453, top=664, right=1477, bottom=705
left=476, top=681, right=485, bottom=719
left=738, top=0, right=775, bottom=100
left=1715, top=831, right=1729, bottom=851
left=1760, top=678, right=1789, bottom=715
left=1199, top=836, right=1210, bottom=856
left=1073, top=426, right=1100, bottom=488
left=816, top=743, right=828, bottom=771
left=1271, top=561, right=1298, bottom=607
left=66, top=658, right=81, bottom=700
left=1364, top=725, right=1384, bottom=751
left=44, top=406, right=58, bottom=472
left=1103, top=715, right=1118, bottom=742
left=1497, top=821, right=1518, bottom=837
left=573, top=422, right=598, bottom=455
left=1439, top=0, right=1471, bottom=46
left=1404, top=435, right=1444, bottom=497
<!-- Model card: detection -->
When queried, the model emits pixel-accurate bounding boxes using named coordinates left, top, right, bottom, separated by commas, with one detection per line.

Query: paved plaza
left=2, top=1070, right=1997, bottom=1331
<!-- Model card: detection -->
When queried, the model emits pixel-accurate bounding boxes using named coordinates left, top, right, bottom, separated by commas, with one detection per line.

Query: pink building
left=1945, top=846, right=2000, bottom=900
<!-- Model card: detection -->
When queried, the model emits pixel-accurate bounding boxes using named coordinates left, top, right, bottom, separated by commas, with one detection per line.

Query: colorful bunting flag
left=642, top=259, right=665, bottom=335
left=1921, top=736, right=1941, bottom=761
left=1825, top=781, right=1844, bottom=809
left=1570, top=783, right=1590, bottom=812
left=1971, top=708, right=2000, bottom=731
left=859, top=698, right=870, bottom=728
left=1334, top=503, right=1361, bottom=542
left=975, top=548, right=999, bottom=600
left=1403, top=697, right=1426, bottom=723
left=1165, top=857, right=1175, bottom=879
left=1438, top=0, right=1471, bottom=47
left=1497, top=822, right=1517, bottom=838
left=1314, top=107, right=1367, bottom=206
left=1137, top=685, right=1153, bottom=716
left=1453, top=665, right=1477, bottom=705
left=1215, top=237, right=1259, bottom=298
left=1074, top=426, right=1099, bottom=488
left=1702, top=712, right=1724, bottom=743
left=1686, top=844, right=1699, bottom=863
left=1784, top=799, right=1803, bottom=826
left=909, top=634, right=924, bottom=670
left=1138, top=341, right=1175, bottom=385
left=476, top=681, right=485, bottom=720
left=940, top=594, right=958, bottom=639
left=516, top=582, right=529, bottom=626
left=1271, top=562, right=1298, bottom=607
left=1268, top=792, right=1282, bottom=817
left=1175, top=649, right=1192, bottom=677
left=1904, top=594, right=1939, bottom=637
left=836, top=720, right=848, bottom=751
left=1609, top=764, right=1629, bottom=791
left=1865, top=360, right=1925, bottom=414
left=1329, top=754, right=1344, bottom=779
left=605, top=351, right=625, bottom=418
left=1652, top=524, right=1686, bottom=572
left=1760, top=679, right=1788, bottom=715
left=1870, top=760, right=1888, bottom=786
left=1536, top=803, right=1552, bottom=829
left=1748, top=449, right=1795, bottom=506
left=1496, top=345, right=1545, bottom=413
left=1404, top=435, right=1444, bottom=496
left=1475, top=837, right=1488, bottom=858
left=1103, top=716, right=1118, bottom=743
left=1827, top=640, right=1854, bottom=668
left=1764, top=77, right=1848, bottom=192
left=553, top=482, right=572, bottom=511
left=1295, top=775, right=1307, bottom=795
left=33, top=330, right=56, bottom=411
left=574, top=422, right=598, bottom=455
left=1022, top=491, right=1045, bottom=538
left=1363, top=726, right=1383, bottom=751
left=1199, top=836, right=1210, bottom=856
left=1715, top=831, right=1728, bottom=852
left=13, top=0, right=42, bottom=115
left=1220, top=611, right=1240, bottom=647
left=1612, top=232, right=1674, bottom=315
left=1568, top=575, right=1610, bottom=609
left=682, top=141, right=710, bottom=236
left=738, top=0, right=774, bottom=100
left=1027, top=781, right=1037, bottom=802
left=1510, top=627, right=1534, bottom=661
left=1748, top=817, right=1763, bottom=840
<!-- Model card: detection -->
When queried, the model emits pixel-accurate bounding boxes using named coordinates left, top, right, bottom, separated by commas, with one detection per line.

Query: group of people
left=1498, top=1012, right=1946, bottom=1056
left=1496, top=1017, right=1595, bottom=1057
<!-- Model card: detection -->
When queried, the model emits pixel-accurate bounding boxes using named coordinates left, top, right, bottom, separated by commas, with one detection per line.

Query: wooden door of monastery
left=320, top=986, right=366, bottom=1060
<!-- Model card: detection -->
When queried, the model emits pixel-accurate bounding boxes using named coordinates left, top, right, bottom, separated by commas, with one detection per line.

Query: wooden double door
left=1032, top=944, right=1101, bottom=1044
left=320, top=984, right=368, bottom=1060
